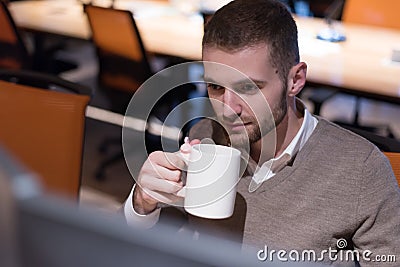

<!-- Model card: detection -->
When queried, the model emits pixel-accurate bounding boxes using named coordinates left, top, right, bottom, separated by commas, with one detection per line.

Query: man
left=124, top=0, right=400, bottom=265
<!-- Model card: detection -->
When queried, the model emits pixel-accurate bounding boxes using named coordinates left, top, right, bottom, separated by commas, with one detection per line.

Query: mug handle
left=175, top=150, right=189, bottom=198
left=175, top=186, right=186, bottom=197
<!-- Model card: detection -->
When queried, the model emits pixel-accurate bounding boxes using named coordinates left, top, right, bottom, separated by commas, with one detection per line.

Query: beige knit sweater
left=186, top=117, right=400, bottom=266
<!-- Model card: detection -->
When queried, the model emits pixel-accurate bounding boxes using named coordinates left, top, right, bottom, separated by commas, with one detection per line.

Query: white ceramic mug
left=177, top=144, right=241, bottom=219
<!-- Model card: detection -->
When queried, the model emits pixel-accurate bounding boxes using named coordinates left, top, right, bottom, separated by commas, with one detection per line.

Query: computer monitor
left=0, top=146, right=315, bottom=267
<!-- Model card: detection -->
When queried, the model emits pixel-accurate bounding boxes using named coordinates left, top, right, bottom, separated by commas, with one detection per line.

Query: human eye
left=235, top=82, right=259, bottom=94
left=206, top=83, right=224, bottom=91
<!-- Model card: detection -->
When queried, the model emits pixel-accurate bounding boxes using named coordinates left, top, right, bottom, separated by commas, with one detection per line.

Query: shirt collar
left=249, top=98, right=318, bottom=192
left=280, top=98, right=318, bottom=160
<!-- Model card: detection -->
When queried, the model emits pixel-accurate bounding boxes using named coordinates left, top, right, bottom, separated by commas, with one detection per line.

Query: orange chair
left=0, top=70, right=91, bottom=198
left=84, top=4, right=152, bottom=97
left=307, top=0, right=400, bottom=119
left=0, top=0, right=31, bottom=70
left=384, top=152, right=400, bottom=187
left=84, top=4, right=155, bottom=179
left=329, top=0, right=400, bottom=137
left=84, top=4, right=195, bottom=179
left=342, top=0, right=400, bottom=29
left=0, top=1, right=76, bottom=74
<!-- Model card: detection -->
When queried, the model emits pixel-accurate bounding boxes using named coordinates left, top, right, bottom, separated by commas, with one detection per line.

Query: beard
left=224, top=86, right=288, bottom=147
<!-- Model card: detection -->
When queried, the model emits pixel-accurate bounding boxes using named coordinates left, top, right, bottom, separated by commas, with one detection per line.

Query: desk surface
left=10, top=0, right=204, bottom=60
left=9, top=0, right=400, bottom=102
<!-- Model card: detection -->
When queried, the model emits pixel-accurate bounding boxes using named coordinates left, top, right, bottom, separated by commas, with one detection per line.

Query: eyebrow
left=203, top=76, right=221, bottom=84
left=203, top=76, right=267, bottom=88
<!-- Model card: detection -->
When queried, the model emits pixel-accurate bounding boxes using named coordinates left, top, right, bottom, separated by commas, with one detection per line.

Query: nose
left=223, top=89, right=242, bottom=118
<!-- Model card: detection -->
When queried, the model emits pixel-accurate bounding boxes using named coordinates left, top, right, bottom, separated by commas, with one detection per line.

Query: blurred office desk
left=9, top=0, right=400, bottom=103
left=297, top=17, right=400, bottom=104
left=9, top=0, right=203, bottom=60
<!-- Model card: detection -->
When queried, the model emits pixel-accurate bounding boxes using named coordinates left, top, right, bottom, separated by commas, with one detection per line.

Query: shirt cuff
left=123, top=184, right=161, bottom=229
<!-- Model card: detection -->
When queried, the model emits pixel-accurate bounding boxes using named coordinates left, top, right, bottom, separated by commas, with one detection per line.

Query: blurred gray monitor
left=0, top=146, right=316, bottom=267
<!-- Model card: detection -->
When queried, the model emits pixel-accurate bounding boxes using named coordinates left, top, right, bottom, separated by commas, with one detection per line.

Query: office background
left=2, top=0, right=400, bottom=211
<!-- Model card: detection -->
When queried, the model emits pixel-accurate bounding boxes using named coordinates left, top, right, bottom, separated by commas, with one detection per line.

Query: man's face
left=203, top=44, right=287, bottom=146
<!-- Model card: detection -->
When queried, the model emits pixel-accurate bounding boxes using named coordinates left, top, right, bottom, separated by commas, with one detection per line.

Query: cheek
left=241, top=93, right=271, bottom=118
left=208, top=94, right=224, bottom=114
left=261, top=84, right=287, bottom=112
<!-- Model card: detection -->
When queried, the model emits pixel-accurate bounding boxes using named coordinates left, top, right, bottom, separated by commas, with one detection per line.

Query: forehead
left=202, top=44, right=277, bottom=86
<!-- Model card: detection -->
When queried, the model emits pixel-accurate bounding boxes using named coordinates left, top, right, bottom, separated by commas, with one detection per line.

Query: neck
left=250, top=97, right=304, bottom=164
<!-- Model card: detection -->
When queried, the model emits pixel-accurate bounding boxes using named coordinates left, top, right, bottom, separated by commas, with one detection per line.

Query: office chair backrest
left=84, top=4, right=152, bottom=93
left=384, top=152, right=400, bottom=187
left=0, top=73, right=90, bottom=198
left=0, top=69, right=93, bottom=96
left=0, top=0, right=30, bottom=70
left=342, top=0, right=400, bottom=29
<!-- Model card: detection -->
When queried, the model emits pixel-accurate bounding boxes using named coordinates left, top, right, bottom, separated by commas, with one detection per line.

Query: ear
left=288, top=62, right=307, bottom=97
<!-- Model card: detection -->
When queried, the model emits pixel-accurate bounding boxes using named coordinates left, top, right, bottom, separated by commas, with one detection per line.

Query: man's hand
left=133, top=139, right=200, bottom=215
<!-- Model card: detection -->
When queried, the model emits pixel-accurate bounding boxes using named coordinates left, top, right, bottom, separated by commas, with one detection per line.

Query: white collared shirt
left=250, top=103, right=318, bottom=191
left=124, top=99, right=318, bottom=227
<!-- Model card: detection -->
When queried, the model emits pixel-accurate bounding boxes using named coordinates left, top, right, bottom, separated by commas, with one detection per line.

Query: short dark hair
left=202, top=0, right=300, bottom=84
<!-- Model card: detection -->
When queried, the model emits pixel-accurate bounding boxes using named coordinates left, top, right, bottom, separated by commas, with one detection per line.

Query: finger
left=148, top=151, right=186, bottom=171
left=140, top=174, right=183, bottom=193
left=140, top=153, right=185, bottom=183
left=190, top=139, right=201, bottom=145
left=143, top=163, right=182, bottom=182
left=145, top=190, right=184, bottom=206
left=138, top=186, right=183, bottom=206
